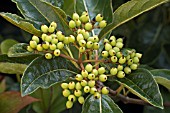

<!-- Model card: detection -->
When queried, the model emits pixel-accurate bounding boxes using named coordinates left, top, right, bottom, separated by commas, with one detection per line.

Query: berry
left=116, top=42, right=123, bottom=48
left=102, top=87, right=109, bottom=95
left=41, top=33, right=47, bottom=41
left=84, top=86, right=90, bottom=93
left=74, top=90, right=82, bottom=97
left=75, top=82, right=82, bottom=90
left=99, top=74, right=107, bottom=82
left=78, top=96, right=85, bottom=104
left=56, top=31, right=64, bottom=41
left=102, top=51, right=109, bottom=58
left=81, top=80, right=87, bottom=86
left=54, top=49, right=60, bottom=56
left=42, top=41, right=49, bottom=49
left=130, top=64, right=138, bottom=70
left=75, top=74, right=83, bottom=81
left=93, top=35, right=99, bottom=42
left=80, top=14, right=89, bottom=23
left=27, top=46, right=34, bottom=52
left=110, top=68, right=118, bottom=76
left=117, top=38, right=123, bottom=43
left=51, top=38, right=58, bottom=44
left=88, top=74, right=95, bottom=80
left=109, top=49, right=116, bottom=56
left=135, top=53, right=142, bottom=59
left=113, top=47, right=120, bottom=52
left=68, top=95, right=76, bottom=102
left=62, top=89, right=71, bottom=97
left=57, top=42, right=64, bottom=49
left=90, top=87, right=97, bottom=94
left=72, top=13, right=79, bottom=20
left=75, top=19, right=81, bottom=27
left=105, top=43, right=112, bottom=51
left=63, top=37, right=69, bottom=44
left=30, top=40, right=37, bottom=49
left=117, top=71, right=125, bottom=78
left=111, top=56, right=118, bottom=63
left=119, top=57, right=126, bottom=64
left=85, top=22, right=92, bottom=31
left=41, top=25, right=48, bottom=33
left=95, top=14, right=103, bottom=22
left=50, top=21, right=57, bottom=29
left=50, top=44, right=57, bottom=50
left=68, top=35, right=75, bottom=43
left=61, top=83, right=68, bottom=89
left=88, top=80, right=95, bottom=87
left=32, top=36, right=39, bottom=43
left=77, top=34, right=84, bottom=42
left=98, top=67, right=106, bottom=74
left=127, top=59, right=133, bottom=65
left=86, top=41, right=93, bottom=48
left=133, top=57, right=139, bottom=63
left=66, top=101, right=73, bottom=109
left=117, top=65, right=123, bottom=71
left=110, top=39, right=116, bottom=46
left=116, top=52, right=122, bottom=58
left=99, top=20, right=107, bottom=28
left=85, top=64, right=93, bottom=72
left=45, top=35, right=52, bottom=42
left=50, top=34, right=57, bottom=38
left=104, top=39, right=109, bottom=43
left=93, top=42, right=99, bottom=50
left=45, top=53, right=52, bottom=59
left=124, top=66, right=131, bottom=74
left=79, top=40, right=86, bottom=47
left=48, top=25, right=55, bottom=33
left=68, top=82, right=75, bottom=90
left=94, top=92, right=101, bottom=99
left=81, top=70, right=88, bottom=78
left=92, top=69, right=98, bottom=76
left=69, top=20, right=76, bottom=28
left=83, top=31, right=90, bottom=39
left=79, top=47, right=86, bottom=53
left=88, top=37, right=95, bottom=42
left=36, top=44, right=43, bottom=51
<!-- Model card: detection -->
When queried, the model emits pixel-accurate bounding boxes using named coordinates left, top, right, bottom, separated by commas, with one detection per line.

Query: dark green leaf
left=151, top=69, right=170, bottom=90
left=0, top=13, right=42, bottom=36
left=62, top=0, right=74, bottom=17
left=114, top=68, right=163, bottom=109
left=82, top=94, right=123, bottom=113
left=21, top=56, right=78, bottom=96
left=99, top=0, right=169, bottom=39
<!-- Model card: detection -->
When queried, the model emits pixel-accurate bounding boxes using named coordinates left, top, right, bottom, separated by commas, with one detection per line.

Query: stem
left=16, top=74, right=21, bottom=82
left=60, top=54, right=78, bottom=63
left=66, top=45, right=74, bottom=59
left=95, top=50, right=99, bottom=69
left=83, top=59, right=105, bottom=63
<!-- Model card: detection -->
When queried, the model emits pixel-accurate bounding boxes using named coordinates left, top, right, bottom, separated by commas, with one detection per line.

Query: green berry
left=68, top=35, right=75, bottom=43
left=110, top=39, right=116, bottom=46
left=84, top=86, right=90, bottom=93
left=116, top=52, right=122, bottom=58
left=72, top=13, right=79, bottom=20
left=63, top=37, right=69, bottom=44
left=68, top=82, right=75, bottom=90
left=104, top=39, right=109, bottom=43
left=111, top=56, right=118, bottom=63
left=117, top=38, right=123, bottom=42
left=117, top=65, right=123, bottom=71
left=88, top=36, right=95, bottom=42
left=50, top=44, right=57, bottom=50
left=101, top=87, right=109, bottom=95
left=95, top=14, right=103, bottom=22
left=27, top=46, right=34, bottom=52
left=81, top=70, right=88, bottom=78
left=54, top=49, right=60, bottom=56
left=85, top=22, right=92, bottom=31
left=51, top=38, right=58, bottom=44
left=45, top=35, right=52, bottom=42
left=126, top=55, right=131, bottom=60
left=94, top=92, right=101, bottom=99
left=130, top=51, right=136, bottom=58
left=88, top=74, right=95, bottom=80
left=75, top=74, right=83, bottom=81
left=41, top=25, right=48, bottom=33
left=116, top=42, right=124, bottom=49
left=74, top=90, right=82, bottom=97
left=45, top=53, right=52, bottom=59
left=105, top=43, right=112, bottom=51
left=77, top=34, right=84, bottom=42
left=135, top=53, right=142, bottom=59
left=32, top=36, right=39, bottom=43
left=50, top=34, right=57, bottom=38
left=48, top=25, right=55, bottom=33
left=99, top=20, right=107, bottom=28
left=30, top=40, right=37, bottom=49
left=66, top=101, right=73, bottom=109
left=50, top=21, right=57, bottom=29
left=78, top=96, right=85, bottom=104
left=98, top=67, right=106, bottom=74
left=63, top=89, right=71, bottom=97
left=93, top=35, right=99, bottom=42
left=93, top=42, right=99, bottom=50
left=79, top=47, right=86, bottom=53
left=75, top=19, right=81, bottom=27
left=82, top=11, right=88, bottom=15
left=57, top=42, right=64, bottom=49
left=41, top=33, right=47, bottom=41
left=130, top=64, right=138, bottom=70
left=133, top=57, right=139, bottom=63
left=81, top=80, right=87, bottom=86
left=88, top=80, right=95, bottom=87
left=80, top=14, right=89, bottom=23
left=113, top=47, right=120, bottom=52
left=109, top=49, right=116, bottom=56
left=127, top=59, right=133, bottom=65
left=124, top=66, right=131, bottom=74
left=117, top=71, right=125, bottom=78
left=61, top=83, right=68, bottom=89
left=92, top=69, right=98, bottom=76
left=83, top=31, right=90, bottom=39
left=68, top=94, right=76, bottom=102
left=110, top=68, right=118, bottom=76
left=110, top=36, right=116, bottom=41
left=79, top=40, right=86, bottom=47
left=90, top=87, right=97, bottom=94
left=36, top=44, right=43, bottom=51
left=86, top=41, right=93, bottom=48
left=56, top=31, right=64, bottom=41
left=75, top=82, right=82, bottom=90
left=102, top=51, right=109, bottom=58
left=85, top=64, right=93, bottom=72
left=42, top=41, right=49, bottom=49
left=69, top=20, right=76, bottom=29
left=99, top=74, right=107, bottom=82
left=119, top=57, right=126, bottom=64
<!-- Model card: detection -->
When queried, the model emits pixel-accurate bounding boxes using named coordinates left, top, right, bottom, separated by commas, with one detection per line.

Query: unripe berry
left=86, top=41, right=93, bottom=48
left=80, top=14, right=89, bottom=23
left=113, top=47, right=120, bottom=52
left=98, top=67, right=106, bottom=74
left=133, top=57, right=139, bottom=63
left=104, top=39, right=109, bottom=44
left=88, top=37, right=95, bottom=42
left=101, top=87, right=109, bottom=95
left=63, top=89, right=71, bottom=97
left=30, top=40, right=37, bottom=49
left=75, top=74, right=83, bottom=81
left=77, top=29, right=85, bottom=34
left=81, top=70, right=88, bottom=78
left=45, top=35, right=52, bottom=42
left=32, top=36, right=39, bottom=43
left=68, top=82, right=75, bottom=90
left=110, top=67, right=118, bottom=75
left=50, top=44, right=57, bottom=50
left=74, top=90, right=82, bottom=97
left=63, top=37, right=69, bottom=44
left=81, top=80, right=87, bottom=86
left=75, top=19, right=81, bottom=27
left=84, top=86, right=90, bottom=93
left=88, top=74, right=95, bottom=80
left=61, top=83, right=68, bottom=89
left=51, top=38, right=58, bottom=44
left=82, top=11, right=88, bottom=15
left=75, top=82, right=82, bottom=90
left=51, top=34, right=57, bottom=38
left=95, top=14, right=103, bottom=22
left=85, top=22, right=92, bottom=31
left=111, top=56, right=118, bottom=63
left=130, top=64, right=138, bottom=70
left=93, top=35, right=99, bottom=42
left=99, top=74, right=107, bottom=82
left=116, top=52, right=122, bottom=58
left=77, top=34, right=84, bottom=42
left=94, top=92, right=101, bottom=99
left=93, top=42, right=99, bottom=50
left=85, top=64, right=93, bottom=72
left=126, top=55, right=131, bottom=60
left=78, top=96, right=85, bottom=104
left=127, top=59, right=133, bottom=65
left=68, top=35, right=75, bottom=43
left=27, top=46, right=34, bottom=52
left=56, top=31, right=64, bottom=41
left=99, top=20, right=107, bottom=28
left=54, top=49, right=60, bottom=56
left=48, top=25, right=55, bottom=33
left=135, top=53, right=142, bottom=59
left=117, top=38, right=123, bottom=43
left=36, top=44, right=43, bottom=51
left=130, top=51, right=136, bottom=58
left=110, top=36, right=116, bottom=40
left=110, top=39, right=116, bottom=46
left=69, top=20, right=76, bottom=29
left=79, top=47, right=86, bottom=53
left=124, top=66, right=131, bottom=74
left=50, top=21, right=57, bottom=29
left=88, top=80, right=95, bottom=87
left=66, top=101, right=73, bottom=109
left=92, top=69, right=98, bottom=76
left=82, top=31, right=90, bottom=39
left=117, top=65, right=123, bottom=71
left=41, top=33, right=47, bottom=41
left=102, top=51, right=109, bottom=58
left=117, top=71, right=125, bottom=78
left=41, top=25, right=48, bottom=33
left=72, top=13, right=79, bottom=20
left=45, top=53, right=52, bottom=59
left=68, top=94, right=76, bottom=102
left=57, top=42, right=64, bottom=49
left=109, top=49, right=116, bottom=56
left=79, top=40, right=86, bottom=47
left=90, top=87, right=97, bottom=94
left=105, top=43, right=112, bottom=51
left=42, top=41, right=49, bottom=49
left=119, top=57, right=126, bottom=64
left=116, top=42, right=124, bottom=49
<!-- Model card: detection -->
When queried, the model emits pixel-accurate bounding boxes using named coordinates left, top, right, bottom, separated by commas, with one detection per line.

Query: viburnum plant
left=0, top=0, right=170, bottom=113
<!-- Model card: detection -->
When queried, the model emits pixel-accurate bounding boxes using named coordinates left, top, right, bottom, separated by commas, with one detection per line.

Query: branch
left=60, top=54, right=78, bottom=63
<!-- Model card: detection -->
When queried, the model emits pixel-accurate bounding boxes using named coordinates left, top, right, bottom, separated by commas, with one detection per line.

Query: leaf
left=62, top=0, right=74, bottom=17
left=0, top=39, right=18, bottom=54
left=43, top=0, right=64, bottom=8
left=99, top=0, right=169, bottom=39
left=82, top=94, right=123, bottom=113
left=0, top=13, right=42, bottom=36
left=150, top=69, right=170, bottom=90
left=0, top=91, right=39, bottom=113
left=114, top=68, right=163, bottom=109
left=21, top=56, right=78, bottom=96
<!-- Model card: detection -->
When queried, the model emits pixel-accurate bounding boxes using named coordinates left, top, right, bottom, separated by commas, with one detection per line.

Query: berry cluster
left=61, top=64, right=109, bottom=109
left=101, top=36, right=142, bottom=78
